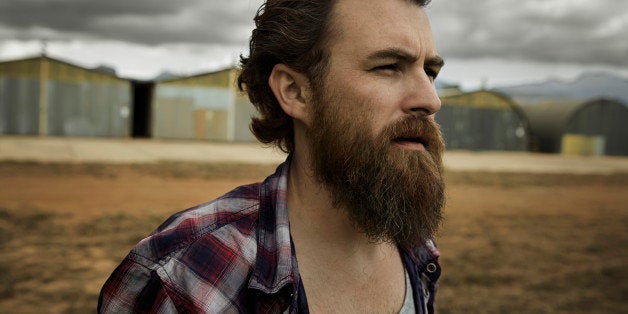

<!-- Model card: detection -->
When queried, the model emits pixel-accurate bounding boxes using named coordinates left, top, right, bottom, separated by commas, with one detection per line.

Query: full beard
left=307, top=95, right=445, bottom=248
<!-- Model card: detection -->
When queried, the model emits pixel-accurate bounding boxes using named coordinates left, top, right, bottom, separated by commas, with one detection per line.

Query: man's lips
left=392, top=136, right=426, bottom=150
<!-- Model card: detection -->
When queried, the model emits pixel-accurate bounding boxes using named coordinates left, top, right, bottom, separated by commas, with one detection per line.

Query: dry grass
left=438, top=183, right=627, bottom=313
left=0, top=161, right=626, bottom=313
left=0, top=209, right=164, bottom=313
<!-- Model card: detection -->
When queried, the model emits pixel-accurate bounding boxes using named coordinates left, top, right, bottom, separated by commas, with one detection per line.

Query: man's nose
left=402, top=71, right=441, bottom=116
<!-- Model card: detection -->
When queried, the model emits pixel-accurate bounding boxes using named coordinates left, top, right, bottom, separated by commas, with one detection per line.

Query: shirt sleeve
left=98, top=255, right=178, bottom=313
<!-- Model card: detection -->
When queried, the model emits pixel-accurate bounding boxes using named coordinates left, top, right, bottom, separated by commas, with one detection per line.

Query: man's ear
left=268, top=64, right=312, bottom=124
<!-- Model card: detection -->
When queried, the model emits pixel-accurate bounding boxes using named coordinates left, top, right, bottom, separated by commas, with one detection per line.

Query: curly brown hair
left=238, top=0, right=432, bottom=153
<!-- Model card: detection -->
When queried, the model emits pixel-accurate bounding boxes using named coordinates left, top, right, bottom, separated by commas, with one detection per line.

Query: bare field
left=0, top=161, right=627, bottom=313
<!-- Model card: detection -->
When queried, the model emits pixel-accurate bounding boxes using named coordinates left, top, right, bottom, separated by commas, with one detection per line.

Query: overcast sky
left=0, top=0, right=626, bottom=89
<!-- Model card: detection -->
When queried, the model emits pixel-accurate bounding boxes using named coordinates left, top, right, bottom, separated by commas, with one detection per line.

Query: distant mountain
left=93, top=65, right=117, bottom=76
left=493, top=72, right=628, bottom=104
left=154, top=71, right=180, bottom=81
left=435, top=78, right=459, bottom=90
left=435, top=78, right=462, bottom=96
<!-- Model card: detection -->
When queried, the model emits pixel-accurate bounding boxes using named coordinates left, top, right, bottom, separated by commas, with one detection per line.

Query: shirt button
left=423, top=287, right=430, bottom=298
left=426, top=263, right=437, bottom=273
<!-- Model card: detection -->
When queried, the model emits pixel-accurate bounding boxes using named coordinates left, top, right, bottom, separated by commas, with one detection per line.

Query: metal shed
left=0, top=56, right=132, bottom=137
left=151, top=68, right=256, bottom=142
left=437, top=90, right=530, bottom=151
left=516, top=98, right=628, bottom=156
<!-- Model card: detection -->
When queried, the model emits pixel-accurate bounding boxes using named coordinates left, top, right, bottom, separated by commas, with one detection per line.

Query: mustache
left=383, top=116, right=442, bottom=149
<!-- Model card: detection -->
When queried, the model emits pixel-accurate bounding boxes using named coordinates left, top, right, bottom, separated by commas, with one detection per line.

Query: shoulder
left=129, top=182, right=262, bottom=272
left=99, top=182, right=265, bottom=312
left=100, top=158, right=294, bottom=312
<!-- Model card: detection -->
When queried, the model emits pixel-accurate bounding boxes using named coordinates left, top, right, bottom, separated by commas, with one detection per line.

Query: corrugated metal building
left=516, top=98, right=628, bottom=156
left=437, top=90, right=530, bottom=151
left=151, top=68, right=256, bottom=142
left=0, top=56, right=131, bottom=137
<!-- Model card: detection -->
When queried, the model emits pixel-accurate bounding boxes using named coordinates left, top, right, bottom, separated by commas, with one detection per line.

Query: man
left=99, top=0, right=445, bottom=312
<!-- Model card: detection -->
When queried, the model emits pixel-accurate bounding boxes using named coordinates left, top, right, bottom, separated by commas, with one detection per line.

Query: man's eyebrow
left=425, top=55, right=445, bottom=70
left=366, top=48, right=418, bottom=63
left=366, top=48, right=445, bottom=69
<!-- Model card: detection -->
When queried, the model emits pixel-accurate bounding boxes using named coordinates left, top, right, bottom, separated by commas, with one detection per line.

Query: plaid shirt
left=98, top=157, right=441, bottom=313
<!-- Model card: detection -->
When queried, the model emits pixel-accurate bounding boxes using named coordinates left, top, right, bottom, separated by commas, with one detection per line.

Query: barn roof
left=440, top=90, right=519, bottom=110
left=440, top=90, right=531, bottom=129
left=515, top=97, right=626, bottom=140
left=155, top=67, right=237, bottom=88
left=0, top=55, right=119, bottom=77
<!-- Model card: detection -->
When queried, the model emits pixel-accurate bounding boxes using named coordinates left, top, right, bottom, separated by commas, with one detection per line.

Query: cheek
left=327, top=73, right=401, bottom=135
left=354, top=95, right=395, bottom=138
left=355, top=82, right=402, bottom=117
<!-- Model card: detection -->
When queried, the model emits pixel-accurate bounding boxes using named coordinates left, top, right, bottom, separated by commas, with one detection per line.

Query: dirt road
left=2, top=136, right=628, bottom=174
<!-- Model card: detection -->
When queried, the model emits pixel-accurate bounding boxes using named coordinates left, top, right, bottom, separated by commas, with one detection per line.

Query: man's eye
left=425, top=68, right=438, bottom=81
left=373, top=64, right=399, bottom=72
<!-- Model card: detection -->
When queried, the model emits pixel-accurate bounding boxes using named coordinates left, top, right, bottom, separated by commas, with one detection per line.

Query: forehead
left=327, top=0, right=436, bottom=59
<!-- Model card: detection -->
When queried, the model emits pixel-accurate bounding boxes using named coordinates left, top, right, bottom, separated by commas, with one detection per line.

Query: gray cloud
left=0, top=0, right=263, bottom=45
left=428, top=0, right=628, bottom=66
left=0, top=0, right=626, bottom=67
left=0, top=0, right=193, bottom=31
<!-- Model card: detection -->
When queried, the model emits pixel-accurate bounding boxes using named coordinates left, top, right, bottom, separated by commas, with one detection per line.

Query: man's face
left=306, top=0, right=445, bottom=247
left=319, top=0, right=443, bottom=141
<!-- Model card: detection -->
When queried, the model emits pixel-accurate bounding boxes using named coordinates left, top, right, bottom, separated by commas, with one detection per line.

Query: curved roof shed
left=437, top=91, right=530, bottom=151
left=517, top=98, right=628, bottom=156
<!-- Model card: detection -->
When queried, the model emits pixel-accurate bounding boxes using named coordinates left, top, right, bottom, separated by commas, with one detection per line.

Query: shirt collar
left=400, top=238, right=440, bottom=266
left=248, top=156, right=298, bottom=294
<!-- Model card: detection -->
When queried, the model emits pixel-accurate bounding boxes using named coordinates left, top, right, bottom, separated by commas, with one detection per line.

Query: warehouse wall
left=233, top=92, right=256, bottom=142
left=565, top=99, right=628, bottom=156
left=152, top=85, right=231, bottom=140
left=437, top=105, right=527, bottom=151
left=437, top=91, right=529, bottom=151
left=0, top=77, right=40, bottom=134
left=0, top=57, right=132, bottom=137
left=46, top=81, right=130, bottom=137
left=151, top=68, right=257, bottom=142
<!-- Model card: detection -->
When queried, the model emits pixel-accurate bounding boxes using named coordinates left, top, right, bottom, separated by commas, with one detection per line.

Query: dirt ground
left=0, top=160, right=627, bottom=313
